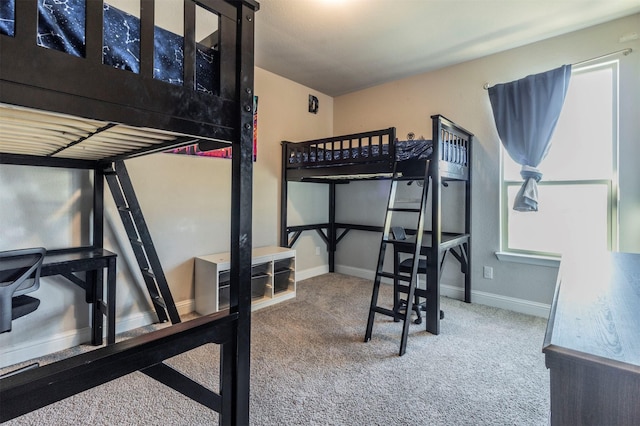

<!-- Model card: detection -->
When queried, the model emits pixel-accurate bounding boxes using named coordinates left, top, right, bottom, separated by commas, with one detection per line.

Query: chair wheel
left=440, top=310, right=445, bottom=320
left=413, top=317, right=422, bottom=325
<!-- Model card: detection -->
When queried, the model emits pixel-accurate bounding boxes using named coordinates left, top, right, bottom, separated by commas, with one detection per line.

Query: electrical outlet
left=315, top=246, right=321, bottom=256
left=483, top=266, right=493, bottom=279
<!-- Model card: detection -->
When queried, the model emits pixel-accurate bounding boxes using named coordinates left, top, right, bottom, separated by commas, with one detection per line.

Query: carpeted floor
left=3, top=273, right=550, bottom=425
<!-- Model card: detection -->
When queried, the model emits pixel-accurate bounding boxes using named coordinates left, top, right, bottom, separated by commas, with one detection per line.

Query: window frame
left=499, top=60, right=620, bottom=262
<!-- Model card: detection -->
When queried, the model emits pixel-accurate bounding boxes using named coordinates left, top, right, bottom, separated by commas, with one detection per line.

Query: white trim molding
left=1, top=300, right=194, bottom=369
left=297, top=265, right=330, bottom=282
left=496, top=251, right=560, bottom=268
left=335, top=264, right=551, bottom=318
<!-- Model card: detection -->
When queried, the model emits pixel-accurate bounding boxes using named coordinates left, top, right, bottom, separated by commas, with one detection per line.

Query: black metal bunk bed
left=0, top=0, right=258, bottom=424
left=281, top=114, right=473, bottom=337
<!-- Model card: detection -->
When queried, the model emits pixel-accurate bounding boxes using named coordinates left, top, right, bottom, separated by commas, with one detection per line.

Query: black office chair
left=390, top=227, right=445, bottom=325
left=390, top=226, right=427, bottom=324
left=0, top=247, right=46, bottom=334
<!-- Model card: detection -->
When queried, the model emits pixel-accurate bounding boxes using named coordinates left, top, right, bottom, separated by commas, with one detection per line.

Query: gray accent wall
left=331, top=14, right=640, bottom=315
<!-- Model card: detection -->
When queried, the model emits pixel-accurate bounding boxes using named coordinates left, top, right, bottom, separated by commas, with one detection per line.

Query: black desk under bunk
left=41, top=248, right=117, bottom=346
left=391, top=232, right=470, bottom=320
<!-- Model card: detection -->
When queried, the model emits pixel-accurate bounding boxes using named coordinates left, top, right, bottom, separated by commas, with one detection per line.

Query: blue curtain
left=489, top=65, right=572, bottom=211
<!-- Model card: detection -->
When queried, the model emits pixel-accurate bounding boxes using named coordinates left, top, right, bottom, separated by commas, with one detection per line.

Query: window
left=501, top=61, right=618, bottom=258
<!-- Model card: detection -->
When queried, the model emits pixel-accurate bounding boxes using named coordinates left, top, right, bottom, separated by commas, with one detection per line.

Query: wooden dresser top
left=543, top=251, right=640, bottom=370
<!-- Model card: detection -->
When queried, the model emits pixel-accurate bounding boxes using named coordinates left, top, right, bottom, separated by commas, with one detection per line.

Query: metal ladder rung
left=142, top=269, right=156, bottom=279
left=151, top=295, right=167, bottom=309
left=382, top=239, right=413, bottom=246
left=388, top=207, right=421, bottom=213
left=377, top=271, right=411, bottom=282
left=371, top=306, right=403, bottom=318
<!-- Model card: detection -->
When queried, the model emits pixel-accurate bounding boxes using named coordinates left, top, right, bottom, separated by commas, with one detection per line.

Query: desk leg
left=89, top=270, right=103, bottom=346
left=425, top=251, right=442, bottom=335
left=107, top=259, right=116, bottom=345
left=393, top=250, right=400, bottom=321
left=463, top=242, right=471, bottom=303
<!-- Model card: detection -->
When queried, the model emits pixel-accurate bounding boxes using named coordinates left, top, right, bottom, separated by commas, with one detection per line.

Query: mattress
left=288, top=139, right=434, bottom=165
left=0, top=0, right=217, bottom=94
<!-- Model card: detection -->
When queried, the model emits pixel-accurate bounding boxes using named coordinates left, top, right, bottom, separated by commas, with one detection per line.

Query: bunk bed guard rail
left=0, top=0, right=247, bottom=143
left=284, top=128, right=397, bottom=169
left=282, top=115, right=472, bottom=181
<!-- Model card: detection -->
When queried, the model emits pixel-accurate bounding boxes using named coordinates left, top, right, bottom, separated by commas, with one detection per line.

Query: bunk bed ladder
left=103, top=160, right=181, bottom=325
left=364, top=162, right=430, bottom=356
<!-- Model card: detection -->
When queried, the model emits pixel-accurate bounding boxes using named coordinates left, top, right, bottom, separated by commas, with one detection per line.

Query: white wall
left=331, top=14, right=640, bottom=315
left=253, top=69, right=334, bottom=278
left=0, top=67, right=333, bottom=367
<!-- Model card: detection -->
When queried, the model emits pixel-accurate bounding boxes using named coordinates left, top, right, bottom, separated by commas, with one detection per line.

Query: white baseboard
left=1, top=327, right=93, bottom=369
left=466, top=289, right=550, bottom=318
left=334, top=265, right=375, bottom=281
left=1, top=300, right=195, bottom=369
left=297, top=265, right=330, bottom=282
left=175, top=299, right=195, bottom=317
left=334, top=265, right=550, bottom=318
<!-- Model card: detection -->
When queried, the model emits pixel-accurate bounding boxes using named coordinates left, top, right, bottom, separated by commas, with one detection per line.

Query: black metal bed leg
left=329, top=182, right=336, bottom=272
left=220, top=337, right=234, bottom=426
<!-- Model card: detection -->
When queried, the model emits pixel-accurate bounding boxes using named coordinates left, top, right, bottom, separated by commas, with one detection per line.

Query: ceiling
left=253, top=0, right=640, bottom=97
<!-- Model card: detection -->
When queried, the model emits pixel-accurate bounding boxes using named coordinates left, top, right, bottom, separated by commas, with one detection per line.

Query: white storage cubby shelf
left=195, top=246, right=296, bottom=315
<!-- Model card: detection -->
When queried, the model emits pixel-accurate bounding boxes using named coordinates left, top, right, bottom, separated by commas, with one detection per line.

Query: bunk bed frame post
left=93, top=168, right=105, bottom=250
left=280, top=142, right=289, bottom=248
left=329, top=182, right=337, bottom=272
left=93, top=165, right=106, bottom=343
left=464, top=136, right=473, bottom=303
left=228, top=1, right=259, bottom=424
left=427, top=116, right=443, bottom=335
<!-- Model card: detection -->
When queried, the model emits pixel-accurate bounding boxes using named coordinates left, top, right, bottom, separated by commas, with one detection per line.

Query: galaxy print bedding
left=0, top=0, right=218, bottom=94
left=0, top=0, right=14, bottom=37
left=288, top=139, right=436, bottom=165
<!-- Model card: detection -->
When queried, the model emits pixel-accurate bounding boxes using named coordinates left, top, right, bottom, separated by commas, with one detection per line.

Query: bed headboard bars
left=432, top=114, right=472, bottom=181
left=0, top=0, right=258, bottom=162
